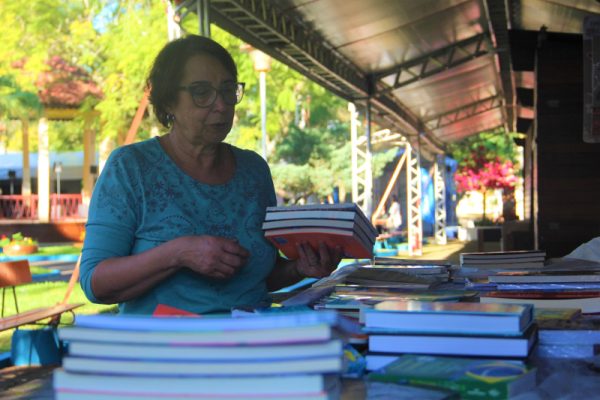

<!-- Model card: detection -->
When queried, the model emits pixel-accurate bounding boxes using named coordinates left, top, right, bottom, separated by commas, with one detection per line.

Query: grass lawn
left=0, top=282, right=117, bottom=354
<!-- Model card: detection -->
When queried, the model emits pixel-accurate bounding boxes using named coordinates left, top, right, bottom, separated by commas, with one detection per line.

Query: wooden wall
left=535, top=33, right=600, bottom=257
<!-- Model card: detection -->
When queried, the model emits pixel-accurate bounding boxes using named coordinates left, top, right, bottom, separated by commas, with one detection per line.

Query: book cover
left=67, top=339, right=343, bottom=361
left=489, top=271, right=600, bottom=283
left=495, top=282, right=600, bottom=291
left=55, top=390, right=334, bottom=400
left=367, top=264, right=449, bottom=275
left=367, top=354, right=536, bottom=400
left=265, top=228, right=373, bottom=259
left=332, top=287, right=479, bottom=302
left=365, top=352, right=400, bottom=371
left=364, top=300, right=533, bottom=335
left=54, top=370, right=338, bottom=396
left=366, top=380, right=459, bottom=400
left=262, top=217, right=376, bottom=245
left=266, top=203, right=378, bottom=236
left=367, top=324, right=538, bottom=358
left=59, top=324, right=337, bottom=346
left=460, top=250, right=546, bottom=260
left=344, top=268, right=444, bottom=288
left=374, top=257, right=451, bottom=267
left=480, top=292, right=600, bottom=314
left=73, top=310, right=358, bottom=333
left=62, top=355, right=344, bottom=376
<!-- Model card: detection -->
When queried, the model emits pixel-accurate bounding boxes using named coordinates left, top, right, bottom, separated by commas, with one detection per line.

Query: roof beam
left=425, top=95, right=504, bottom=130
left=483, top=0, right=516, bottom=132
left=373, top=33, right=491, bottom=90
left=205, top=0, right=444, bottom=153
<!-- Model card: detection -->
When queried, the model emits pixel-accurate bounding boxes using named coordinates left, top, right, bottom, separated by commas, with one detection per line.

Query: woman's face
left=169, top=53, right=236, bottom=146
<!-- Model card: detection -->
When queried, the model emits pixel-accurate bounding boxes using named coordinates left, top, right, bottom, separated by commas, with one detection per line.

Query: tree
left=448, top=130, right=519, bottom=222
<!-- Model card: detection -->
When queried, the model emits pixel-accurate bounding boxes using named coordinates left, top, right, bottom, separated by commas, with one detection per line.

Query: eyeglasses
left=178, top=81, right=245, bottom=108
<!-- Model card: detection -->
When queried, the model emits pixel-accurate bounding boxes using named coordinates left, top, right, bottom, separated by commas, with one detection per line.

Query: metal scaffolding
left=350, top=103, right=373, bottom=218
left=434, top=155, right=447, bottom=245
left=406, top=142, right=423, bottom=256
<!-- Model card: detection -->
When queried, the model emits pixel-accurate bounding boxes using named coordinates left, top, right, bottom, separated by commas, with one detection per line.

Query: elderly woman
left=80, top=35, right=342, bottom=314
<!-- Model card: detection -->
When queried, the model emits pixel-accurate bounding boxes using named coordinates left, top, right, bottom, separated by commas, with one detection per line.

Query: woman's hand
left=174, top=236, right=249, bottom=280
left=295, top=242, right=343, bottom=278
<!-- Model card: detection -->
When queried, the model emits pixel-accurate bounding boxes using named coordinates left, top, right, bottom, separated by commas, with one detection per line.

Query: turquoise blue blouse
left=80, top=137, right=278, bottom=314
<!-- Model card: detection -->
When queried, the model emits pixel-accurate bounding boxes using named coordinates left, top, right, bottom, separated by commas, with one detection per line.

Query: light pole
left=54, top=162, right=62, bottom=219
left=249, top=49, right=272, bottom=161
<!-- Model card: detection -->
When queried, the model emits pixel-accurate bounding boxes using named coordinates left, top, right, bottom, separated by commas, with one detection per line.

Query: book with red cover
left=152, top=304, right=199, bottom=316
left=265, top=227, right=373, bottom=259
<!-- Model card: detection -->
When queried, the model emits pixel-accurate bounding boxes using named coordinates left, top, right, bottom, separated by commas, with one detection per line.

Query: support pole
left=364, top=101, right=373, bottom=218
left=406, top=142, right=423, bottom=256
left=37, top=117, right=50, bottom=222
left=372, top=151, right=407, bottom=222
left=198, top=0, right=211, bottom=37
left=434, top=154, right=447, bottom=244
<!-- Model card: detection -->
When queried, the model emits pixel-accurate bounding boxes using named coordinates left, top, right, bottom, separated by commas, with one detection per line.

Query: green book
left=367, top=354, right=536, bottom=400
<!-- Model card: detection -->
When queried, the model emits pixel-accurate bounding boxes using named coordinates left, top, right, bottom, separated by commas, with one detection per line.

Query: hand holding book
left=295, top=241, right=343, bottom=278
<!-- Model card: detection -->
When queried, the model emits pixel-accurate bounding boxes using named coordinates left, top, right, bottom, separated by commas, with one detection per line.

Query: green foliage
left=0, top=232, right=38, bottom=247
left=91, top=0, right=167, bottom=142
left=0, top=3, right=393, bottom=202
left=448, top=130, right=519, bottom=170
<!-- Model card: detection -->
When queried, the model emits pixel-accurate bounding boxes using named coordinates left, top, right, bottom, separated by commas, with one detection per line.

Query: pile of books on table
left=263, top=203, right=378, bottom=259
left=54, top=311, right=359, bottom=400
left=362, top=300, right=538, bottom=399
left=362, top=300, right=537, bottom=371
left=311, top=260, right=457, bottom=321
left=480, top=259, right=600, bottom=314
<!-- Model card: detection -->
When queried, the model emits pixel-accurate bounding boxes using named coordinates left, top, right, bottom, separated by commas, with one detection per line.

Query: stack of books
left=534, top=317, right=600, bottom=359
left=362, top=300, right=537, bottom=371
left=480, top=266, right=600, bottom=313
left=460, top=250, right=546, bottom=270
left=54, top=311, right=359, bottom=400
left=263, top=203, right=378, bottom=259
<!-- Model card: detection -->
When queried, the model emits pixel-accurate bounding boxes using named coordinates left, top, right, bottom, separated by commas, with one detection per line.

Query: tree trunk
left=482, top=190, right=487, bottom=221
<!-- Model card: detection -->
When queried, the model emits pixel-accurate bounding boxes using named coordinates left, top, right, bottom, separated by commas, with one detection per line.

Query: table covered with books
left=8, top=250, right=600, bottom=399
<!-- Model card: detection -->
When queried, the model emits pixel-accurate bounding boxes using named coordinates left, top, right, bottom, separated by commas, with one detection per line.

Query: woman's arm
left=90, top=236, right=250, bottom=304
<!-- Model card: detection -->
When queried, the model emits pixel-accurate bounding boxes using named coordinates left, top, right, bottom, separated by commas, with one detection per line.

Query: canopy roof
left=195, top=0, right=599, bottom=156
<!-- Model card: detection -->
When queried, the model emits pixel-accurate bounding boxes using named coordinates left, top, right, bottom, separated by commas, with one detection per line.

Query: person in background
left=386, top=194, right=402, bottom=232
left=80, top=35, right=342, bottom=315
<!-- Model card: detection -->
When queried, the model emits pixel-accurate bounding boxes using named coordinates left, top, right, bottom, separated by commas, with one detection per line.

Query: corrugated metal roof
left=200, top=0, right=600, bottom=154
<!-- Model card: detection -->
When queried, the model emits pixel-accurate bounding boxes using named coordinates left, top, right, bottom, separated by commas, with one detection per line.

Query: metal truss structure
left=373, top=33, right=490, bottom=91
left=349, top=103, right=373, bottom=218
left=424, top=95, right=504, bottom=130
left=406, top=142, right=423, bottom=256
left=433, top=155, right=447, bottom=245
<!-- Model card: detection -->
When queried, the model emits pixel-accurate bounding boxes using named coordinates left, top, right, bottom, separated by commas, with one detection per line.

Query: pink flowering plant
left=449, top=131, right=520, bottom=222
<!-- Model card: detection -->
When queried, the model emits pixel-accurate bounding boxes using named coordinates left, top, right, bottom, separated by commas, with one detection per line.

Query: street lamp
left=249, top=49, right=272, bottom=161
left=54, top=162, right=62, bottom=218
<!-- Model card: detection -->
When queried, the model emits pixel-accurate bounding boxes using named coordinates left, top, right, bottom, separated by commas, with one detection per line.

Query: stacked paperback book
left=54, top=311, right=359, bottom=400
left=263, top=203, right=378, bottom=259
left=362, top=300, right=537, bottom=371
left=460, top=250, right=546, bottom=269
left=480, top=259, right=600, bottom=314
